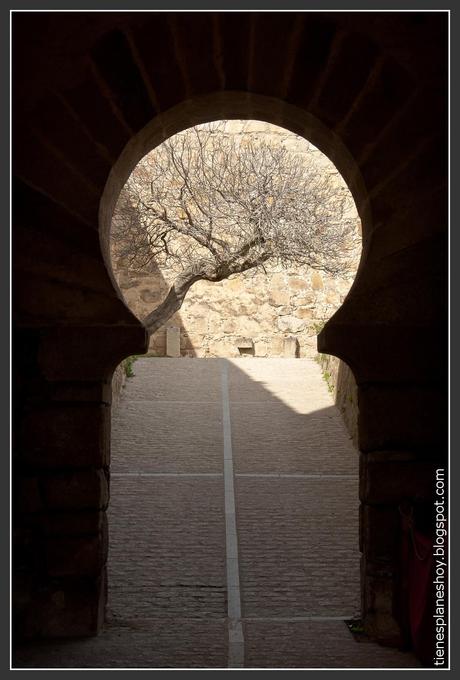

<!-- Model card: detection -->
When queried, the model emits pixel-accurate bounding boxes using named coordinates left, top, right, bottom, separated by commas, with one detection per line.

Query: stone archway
left=13, top=11, right=447, bottom=650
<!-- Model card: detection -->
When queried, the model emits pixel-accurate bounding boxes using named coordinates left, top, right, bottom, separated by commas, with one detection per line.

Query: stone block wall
left=115, top=262, right=357, bottom=359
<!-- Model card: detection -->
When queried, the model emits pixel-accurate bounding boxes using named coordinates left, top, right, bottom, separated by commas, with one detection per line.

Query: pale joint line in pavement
left=235, top=474, right=359, bottom=479
left=111, top=476, right=359, bottom=480
left=111, top=473, right=223, bottom=477
left=221, top=361, right=244, bottom=669
left=122, top=400, right=220, bottom=404
left=243, top=616, right=359, bottom=622
left=111, top=473, right=357, bottom=479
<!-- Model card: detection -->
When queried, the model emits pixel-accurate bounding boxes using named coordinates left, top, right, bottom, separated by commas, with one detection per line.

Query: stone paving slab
left=228, top=358, right=356, bottom=474
left=14, top=620, right=228, bottom=669
left=243, top=621, right=420, bottom=668
left=124, top=357, right=221, bottom=402
left=231, top=402, right=357, bottom=474
left=236, top=477, right=360, bottom=617
left=227, top=358, right=333, bottom=410
left=108, top=476, right=226, bottom=620
left=111, top=401, right=223, bottom=473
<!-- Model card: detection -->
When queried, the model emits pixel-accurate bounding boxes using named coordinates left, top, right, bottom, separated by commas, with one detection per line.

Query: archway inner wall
left=12, top=12, right=447, bottom=647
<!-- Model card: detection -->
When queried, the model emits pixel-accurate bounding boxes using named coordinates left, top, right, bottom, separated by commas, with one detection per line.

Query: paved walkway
left=14, top=358, right=420, bottom=668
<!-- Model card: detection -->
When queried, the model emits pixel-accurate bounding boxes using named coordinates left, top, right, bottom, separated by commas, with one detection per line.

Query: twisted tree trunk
left=142, top=252, right=272, bottom=335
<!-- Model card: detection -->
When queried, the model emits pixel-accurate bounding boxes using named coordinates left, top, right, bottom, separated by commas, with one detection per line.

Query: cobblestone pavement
left=14, top=358, right=420, bottom=669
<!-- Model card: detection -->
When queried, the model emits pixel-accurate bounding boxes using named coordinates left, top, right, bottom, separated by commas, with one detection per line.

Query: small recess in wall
left=236, top=337, right=255, bottom=357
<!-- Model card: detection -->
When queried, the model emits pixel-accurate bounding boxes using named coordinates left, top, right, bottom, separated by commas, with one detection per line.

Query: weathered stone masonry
left=115, top=263, right=357, bottom=359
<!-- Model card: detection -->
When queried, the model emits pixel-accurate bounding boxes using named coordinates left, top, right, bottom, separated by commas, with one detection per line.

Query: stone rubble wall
left=117, top=261, right=356, bottom=359
left=316, top=354, right=359, bottom=446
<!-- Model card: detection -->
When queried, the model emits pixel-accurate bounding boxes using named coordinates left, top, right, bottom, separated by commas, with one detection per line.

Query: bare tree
left=111, top=122, right=360, bottom=335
